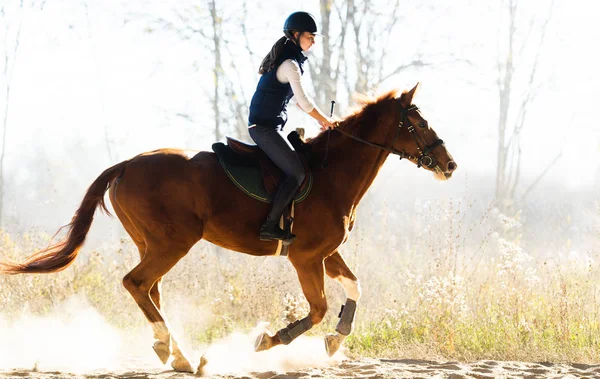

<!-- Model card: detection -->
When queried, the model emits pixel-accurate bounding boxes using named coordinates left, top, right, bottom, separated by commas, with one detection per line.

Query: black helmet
left=283, top=11, right=319, bottom=35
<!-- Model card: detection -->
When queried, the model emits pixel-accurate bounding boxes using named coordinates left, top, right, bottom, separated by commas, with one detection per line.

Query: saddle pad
left=212, top=143, right=312, bottom=203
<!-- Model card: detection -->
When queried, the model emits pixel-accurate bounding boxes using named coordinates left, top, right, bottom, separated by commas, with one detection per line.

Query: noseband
left=335, top=104, right=445, bottom=169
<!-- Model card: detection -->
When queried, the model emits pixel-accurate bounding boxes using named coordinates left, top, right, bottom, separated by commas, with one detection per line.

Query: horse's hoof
left=197, top=354, right=208, bottom=376
left=171, top=355, right=194, bottom=373
left=324, top=333, right=345, bottom=357
left=254, top=332, right=273, bottom=352
left=152, top=341, right=170, bottom=364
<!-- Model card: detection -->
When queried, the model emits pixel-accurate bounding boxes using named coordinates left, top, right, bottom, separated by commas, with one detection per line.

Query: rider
left=248, top=11, right=337, bottom=243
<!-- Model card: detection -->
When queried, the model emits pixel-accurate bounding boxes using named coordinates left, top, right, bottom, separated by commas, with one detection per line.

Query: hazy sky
left=1, top=0, right=599, bottom=198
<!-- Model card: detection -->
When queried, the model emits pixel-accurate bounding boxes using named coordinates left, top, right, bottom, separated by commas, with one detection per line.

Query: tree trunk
left=309, top=0, right=335, bottom=109
left=209, top=0, right=222, bottom=141
left=495, top=0, right=516, bottom=209
left=495, top=0, right=554, bottom=210
left=0, top=1, right=24, bottom=226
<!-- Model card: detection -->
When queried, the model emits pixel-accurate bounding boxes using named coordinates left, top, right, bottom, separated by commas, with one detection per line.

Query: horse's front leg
left=255, top=257, right=327, bottom=352
left=323, top=250, right=361, bottom=356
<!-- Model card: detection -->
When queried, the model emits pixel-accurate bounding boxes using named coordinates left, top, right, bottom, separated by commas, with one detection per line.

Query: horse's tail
left=0, top=160, right=129, bottom=274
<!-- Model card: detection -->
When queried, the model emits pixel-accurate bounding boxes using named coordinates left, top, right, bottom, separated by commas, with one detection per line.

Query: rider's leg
left=249, top=125, right=305, bottom=241
left=260, top=175, right=299, bottom=240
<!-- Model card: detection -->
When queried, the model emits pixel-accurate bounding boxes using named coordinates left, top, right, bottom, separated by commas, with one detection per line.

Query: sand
left=1, top=358, right=599, bottom=378
left=1, top=305, right=597, bottom=379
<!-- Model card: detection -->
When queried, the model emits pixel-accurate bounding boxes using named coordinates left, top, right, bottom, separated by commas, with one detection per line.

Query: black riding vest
left=248, top=41, right=307, bottom=128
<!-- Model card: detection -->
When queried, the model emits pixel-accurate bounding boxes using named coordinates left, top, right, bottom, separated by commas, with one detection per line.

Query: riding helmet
left=283, top=11, right=319, bottom=34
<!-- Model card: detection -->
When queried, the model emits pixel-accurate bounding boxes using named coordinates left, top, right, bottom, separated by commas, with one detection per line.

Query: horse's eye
left=419, top=121, right=427, bottom=128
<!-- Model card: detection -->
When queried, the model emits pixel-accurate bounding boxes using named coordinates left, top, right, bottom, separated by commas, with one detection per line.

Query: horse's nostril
left=447, top=161, right=457, bottom=171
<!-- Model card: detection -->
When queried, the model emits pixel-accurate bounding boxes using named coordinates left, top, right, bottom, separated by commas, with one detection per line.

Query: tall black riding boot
left=260, top=176, right=299, bottom=242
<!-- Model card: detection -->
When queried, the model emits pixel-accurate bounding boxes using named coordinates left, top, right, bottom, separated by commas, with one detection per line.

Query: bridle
left=334, top=104, right=445, bottom=169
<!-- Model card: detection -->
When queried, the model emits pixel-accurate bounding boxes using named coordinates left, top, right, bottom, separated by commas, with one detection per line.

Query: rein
left=333, top=104, right=444, bottom=169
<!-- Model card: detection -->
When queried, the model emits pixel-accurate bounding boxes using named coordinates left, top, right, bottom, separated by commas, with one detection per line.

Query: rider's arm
left=277, top=60, right=336, bottom=128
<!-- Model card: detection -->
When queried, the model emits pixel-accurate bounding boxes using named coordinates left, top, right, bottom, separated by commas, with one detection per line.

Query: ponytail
left=258, top=31, right=298, bottom=75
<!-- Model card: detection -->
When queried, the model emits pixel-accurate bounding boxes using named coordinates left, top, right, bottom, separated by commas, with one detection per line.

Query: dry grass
left=0, top=197, right=599, bottom=363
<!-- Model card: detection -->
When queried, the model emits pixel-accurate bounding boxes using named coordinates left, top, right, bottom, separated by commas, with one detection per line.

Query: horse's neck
left=324, top=134, right=389, bottom=209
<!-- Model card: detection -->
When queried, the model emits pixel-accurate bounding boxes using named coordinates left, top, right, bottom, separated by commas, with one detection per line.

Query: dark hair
left=258, top=32, right=297, bottom=75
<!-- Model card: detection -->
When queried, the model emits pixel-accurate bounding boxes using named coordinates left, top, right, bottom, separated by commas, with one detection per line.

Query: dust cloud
left=0, top=295, right=160, bottom=374
left=200, top=322, right=345, bottom=376
left=0, top=296, right=344, bottom=376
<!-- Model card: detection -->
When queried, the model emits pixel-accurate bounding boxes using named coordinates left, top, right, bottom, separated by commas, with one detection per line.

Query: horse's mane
left=307, top=89, right=407, bottom=149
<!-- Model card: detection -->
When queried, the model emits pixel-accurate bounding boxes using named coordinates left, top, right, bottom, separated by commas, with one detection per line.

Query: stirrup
left=259, top=221, right=296, bottom=244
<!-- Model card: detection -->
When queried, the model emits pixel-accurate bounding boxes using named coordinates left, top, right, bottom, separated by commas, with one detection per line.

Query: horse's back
left=108, top=149, right=221, bottom=243
left=130, top=147, right=211, bottom=165
left=108, top=147, right=279, bottom=256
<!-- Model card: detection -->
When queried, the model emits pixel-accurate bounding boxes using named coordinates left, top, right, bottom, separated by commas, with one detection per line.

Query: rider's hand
left=319, top=118, right=338, bottom=131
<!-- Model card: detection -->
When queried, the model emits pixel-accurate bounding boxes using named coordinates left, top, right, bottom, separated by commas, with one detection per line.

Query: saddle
left=212, top=131, right=313, bottom=203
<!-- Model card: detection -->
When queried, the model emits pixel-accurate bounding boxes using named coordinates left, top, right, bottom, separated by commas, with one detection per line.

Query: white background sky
left=0, top=0, right=599, bottom=236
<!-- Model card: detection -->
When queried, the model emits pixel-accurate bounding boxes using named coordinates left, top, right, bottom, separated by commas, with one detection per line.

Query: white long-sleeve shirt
left=276, top=59, right=316, bottom=113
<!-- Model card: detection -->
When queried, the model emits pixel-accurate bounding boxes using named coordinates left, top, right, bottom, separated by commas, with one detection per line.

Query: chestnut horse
left=0, top=83, right=456, bottom=373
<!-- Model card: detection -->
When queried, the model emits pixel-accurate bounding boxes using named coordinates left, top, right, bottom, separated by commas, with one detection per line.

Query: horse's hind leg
left=323, top=250, right=361, bottom=356
left=132, top=242, right=165, bottom=312
left=122, top=243, right=193, bottom=372
left=255, top=257, right=327, bottom=352
left=147, top=277, right=192, bottom=372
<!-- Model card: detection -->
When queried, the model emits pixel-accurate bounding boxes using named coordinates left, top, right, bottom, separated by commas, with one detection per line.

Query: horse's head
left=393, top=83, right=456, bottom=180
left=339, top=83, right=457, bottom=180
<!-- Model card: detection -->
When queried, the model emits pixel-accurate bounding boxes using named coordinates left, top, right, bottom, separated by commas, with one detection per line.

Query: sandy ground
left=2, top=358, right=600, bottom=378
left=1, top=358, right=600, bottom=379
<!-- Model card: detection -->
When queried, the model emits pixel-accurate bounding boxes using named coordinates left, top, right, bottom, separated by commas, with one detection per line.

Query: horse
left=0, top=83, right=456, bottom=373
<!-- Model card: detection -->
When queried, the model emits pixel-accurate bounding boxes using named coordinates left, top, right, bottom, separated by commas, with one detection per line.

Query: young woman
left=248, top=11, right=337, bottom=243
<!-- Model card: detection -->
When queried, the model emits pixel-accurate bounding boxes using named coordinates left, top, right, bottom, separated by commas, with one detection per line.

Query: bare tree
left=208, top=0, right=223, bottom=141
left=495, top=0, right=556, bottom=211
left=309, top=0, right=444, bottom=114
left=147, top=1, right=253, bottom=142
left=310, top=0, right=337, bottom=107
left=348, top=0, right=435, bottom=95
left=0, top=0, right=24, bottom=226
left=221, top=0, right=255, bottom=141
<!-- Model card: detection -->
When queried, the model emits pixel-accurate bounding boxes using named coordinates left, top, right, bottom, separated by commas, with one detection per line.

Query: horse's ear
left=400, top=82, right=420, bottom=107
